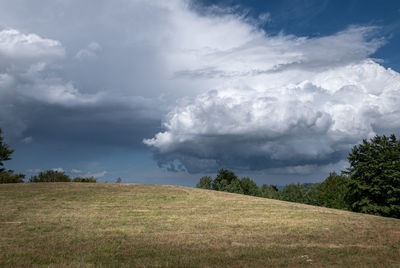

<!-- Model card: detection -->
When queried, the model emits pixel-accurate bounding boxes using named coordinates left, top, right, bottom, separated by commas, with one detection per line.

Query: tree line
left=197, top=170, right=348, bottom=209
left=197, top=134, right=400, bottom=219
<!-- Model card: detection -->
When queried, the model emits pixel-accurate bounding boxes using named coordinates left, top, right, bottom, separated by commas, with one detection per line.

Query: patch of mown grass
left=0, top=183, right=399, bottom=267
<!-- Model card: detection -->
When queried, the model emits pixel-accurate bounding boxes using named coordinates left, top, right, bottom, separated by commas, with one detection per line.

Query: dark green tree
left=0, top=170, right=25, bottom=183
left=225, top=178, right=244, bottom=194
left=304, top=183, right=322, bottom=206
left=196, top=176, right=212, bottom=189
left=317, top=172, right=349, bottom=209
left=261, top=184, right=279, bottom=199
left=72, top=176, right=97, bottom=183
left=212, top=169, right=239, bottom=191
left=0, top=128, right=25, bottom=183
left=280, top=183, right=308, bottom=203
left=0, top=128, right=13, bottom=173
left=30, top=170, right=71, bottom=182
left=345, top=134, right=400, bottom=218
left=240, top=177, right=261, bottom=196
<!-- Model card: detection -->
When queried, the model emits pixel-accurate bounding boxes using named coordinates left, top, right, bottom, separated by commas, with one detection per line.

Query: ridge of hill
left=0, top=183, right=399, bottom=267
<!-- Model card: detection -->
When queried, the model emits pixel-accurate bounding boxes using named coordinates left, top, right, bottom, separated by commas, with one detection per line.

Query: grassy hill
left=0, top=183, right=399, bottom=267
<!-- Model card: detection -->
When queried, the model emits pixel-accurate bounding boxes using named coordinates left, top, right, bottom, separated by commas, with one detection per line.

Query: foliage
left=212, top=169, right=241, bottom=192
left=345, top=134, right=400, bottom=218
left=224, top=178, right=244, bottom=194
left=317, top=172, right=349, bottom=209
left=29, top=170, right=71, bottom=182
left=116, top=177, right=122, bottom=183
left=196, top=176, right=212, bottom=189
left=261, top=184, right=280, bottom=199
left=0, top=170, right=25, bottom=184
left=280, top=183, right=308, bottom=203
left=195, top=149, right=400, bottom=218
left=304, top=183, right=322, bottom=206
left=240, top=177, right=261, bottom=196
left=72, top=176, right=97, bottom=183
left=0, top=128, right=25, bottom=183
left=0, top=128, right=14, bottom=173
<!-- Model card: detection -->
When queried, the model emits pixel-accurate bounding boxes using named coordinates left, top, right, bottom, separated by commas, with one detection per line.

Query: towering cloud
left=144, top=21, right=400, bottom=173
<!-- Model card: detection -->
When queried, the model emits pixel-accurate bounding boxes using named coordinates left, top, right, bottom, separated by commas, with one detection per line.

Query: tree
left=0, top=128, right=13, bottom=173
left=72, top=176, right=97, bottom=183
left=345, top=134, right=400, bottom=218
left=30, top=170, right=71, bottom=182
left=196, top=176, right=212, bottom=189
left=240, top=177, right=261, bottom=196
left=280, top=183, right=308, bottom=203
left=0, top=128, right=25, bottom=183
left=304, top=183, right=322, bottom=206
left=261, top=184, right=279, bottom=199
left=0, top=170, right=25, bottom=184
left=225, top=178, right=244, bottom=194
left=212, top=169, right=239, bottom=191
left=317, top=172, right=349, bottom=209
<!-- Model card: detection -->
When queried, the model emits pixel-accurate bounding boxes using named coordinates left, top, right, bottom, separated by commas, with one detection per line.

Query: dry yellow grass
left=0, top=183, right=399, bottom=267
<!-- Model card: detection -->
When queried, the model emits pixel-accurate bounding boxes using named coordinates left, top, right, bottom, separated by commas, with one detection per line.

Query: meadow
left=0, top=183, right=399, bottom=267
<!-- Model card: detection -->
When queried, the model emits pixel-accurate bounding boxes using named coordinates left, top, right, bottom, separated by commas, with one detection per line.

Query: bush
left=30, top=170, right=71, bottom=182
left=0, top=170, right=25, bottom=183
left=196, top=176, right=212, bottom=189
left=72, top=176, right=97, bottom=183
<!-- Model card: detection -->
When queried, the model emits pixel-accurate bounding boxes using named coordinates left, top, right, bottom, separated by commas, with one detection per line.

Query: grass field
left=0, top=183, right=399, bottom=267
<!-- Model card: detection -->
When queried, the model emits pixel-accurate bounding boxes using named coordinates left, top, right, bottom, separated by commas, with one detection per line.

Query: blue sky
left=1, top=0, right=400, bottom=186
left=201, top=0, right=400, bottom=70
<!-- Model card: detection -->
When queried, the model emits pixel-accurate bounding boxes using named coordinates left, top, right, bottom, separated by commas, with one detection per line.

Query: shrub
left=30, top=170, right=71, bottom=182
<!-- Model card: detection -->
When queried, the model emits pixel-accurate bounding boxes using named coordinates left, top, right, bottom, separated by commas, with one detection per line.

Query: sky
left=1, top=0, right=400, bottom=186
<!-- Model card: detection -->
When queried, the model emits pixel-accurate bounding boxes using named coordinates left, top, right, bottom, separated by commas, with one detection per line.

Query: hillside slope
left=0, top=183, right=399, bottom=267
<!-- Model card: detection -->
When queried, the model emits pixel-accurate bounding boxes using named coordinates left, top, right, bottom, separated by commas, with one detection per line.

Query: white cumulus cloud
left=144, top=14, right=400, bottom=173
